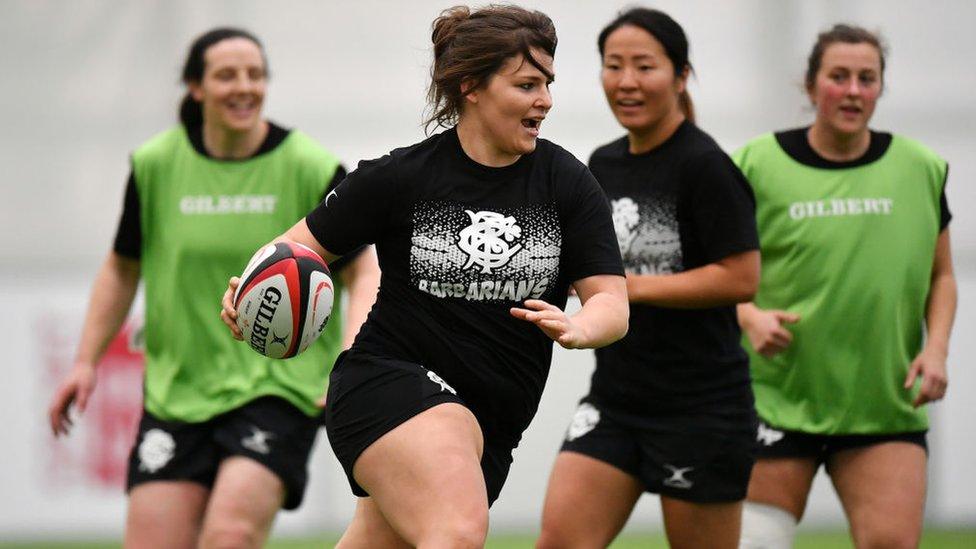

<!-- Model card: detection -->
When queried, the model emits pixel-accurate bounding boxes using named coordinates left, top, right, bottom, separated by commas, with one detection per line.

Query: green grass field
left=2, top=530, right=973, bottom=548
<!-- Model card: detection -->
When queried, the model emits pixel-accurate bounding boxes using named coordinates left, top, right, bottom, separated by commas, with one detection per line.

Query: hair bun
left=431, top=5, right=471, bottom=57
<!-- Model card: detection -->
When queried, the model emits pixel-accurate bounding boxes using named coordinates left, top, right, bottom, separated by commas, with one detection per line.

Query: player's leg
left=740, top=422, right=820, bottom=548
left=199, top=396, right=320, bottom=549
left=536, top=452, right=643, bottom=549
left=197, top=457, right=284, bottom=549
left=335, top=497, right=412, bottom=549
left=662, top=498, right=743, bottom=549
left=827, top=437, right=927, bottom=549
left=647, top=421, right=755, bottom=549
left=124, top=482, right=209, bottom=549
left=349, top=402, right=489, bottom=549
left=123, top=409, right=218, bottom=548
left=537, top=401, right=644, bottom=549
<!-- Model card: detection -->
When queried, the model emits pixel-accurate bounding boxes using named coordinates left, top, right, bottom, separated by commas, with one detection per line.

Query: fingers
left=221, top=278, right=243, bottom=340
left=912, top=367, right=948, bottom=408
left=48, top=386, right=74, bottom=437
left=904, top=360, right=921, bottom=389
left=521, top=299, right=560, bottom=312
left=774, top=311, right=801, bottom=324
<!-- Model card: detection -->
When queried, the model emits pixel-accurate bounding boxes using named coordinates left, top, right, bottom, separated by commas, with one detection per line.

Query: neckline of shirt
left=445, top=126, right=532, bottom=180
left=621, top=119, right=692, bottom=159
left=774, top=126, right=892, bottom=170
left=185, top=121, right=291, bottom=162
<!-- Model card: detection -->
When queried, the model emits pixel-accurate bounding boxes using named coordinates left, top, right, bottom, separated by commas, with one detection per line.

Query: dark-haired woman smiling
left=48, top=27, right=379, bottom=548
left=538, top=8, right=759, bottom=549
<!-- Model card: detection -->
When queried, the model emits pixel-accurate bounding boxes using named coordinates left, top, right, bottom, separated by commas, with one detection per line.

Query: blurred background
left=1, top=0, right=973, bottom=544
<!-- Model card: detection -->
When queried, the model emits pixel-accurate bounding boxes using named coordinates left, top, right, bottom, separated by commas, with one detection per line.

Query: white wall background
left=1, top=0, right=973, bottom=541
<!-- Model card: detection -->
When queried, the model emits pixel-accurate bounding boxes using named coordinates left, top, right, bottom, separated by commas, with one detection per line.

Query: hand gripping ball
left=233, top=242, right=334, bottom=359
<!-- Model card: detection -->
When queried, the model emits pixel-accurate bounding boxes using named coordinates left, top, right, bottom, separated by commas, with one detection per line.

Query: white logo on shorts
left=663, top=464, right=694, bottom=489
left=757, top=422, right=785, bottom=447
left=427, top=371, right=457, bottom=395
left=241, top=426, right=275, bottom=455
left=138, top=428, right=176, bottom=473
left=566, top=403, right=601, bottom=441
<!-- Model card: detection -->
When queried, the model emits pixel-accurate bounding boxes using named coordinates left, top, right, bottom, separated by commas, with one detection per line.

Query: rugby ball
left=233, top=242, right=334, bottom=359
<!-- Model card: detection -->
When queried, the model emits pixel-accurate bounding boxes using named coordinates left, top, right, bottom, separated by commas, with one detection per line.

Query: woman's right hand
left=740, top=306, right=799, bottom=358
left=220, top=277, right=243, bottom=340
left=48, top=362, right=97, bottom=437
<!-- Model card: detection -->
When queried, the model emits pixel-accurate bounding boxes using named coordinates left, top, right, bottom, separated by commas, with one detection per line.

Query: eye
left=638, top=65, right=653, bottom=72
left=603, top=63, right=621, bottom=71
left=214, top=69, right=235, bottom=81
left=249, top=68, right=266, bottom=81
left=519, top=82, right=535, bottom=91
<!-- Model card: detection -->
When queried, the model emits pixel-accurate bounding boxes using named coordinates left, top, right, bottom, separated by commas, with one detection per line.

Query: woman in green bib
left=734, top=24, right=957, bottom=549
left=46, top=28, right=379, bottom=547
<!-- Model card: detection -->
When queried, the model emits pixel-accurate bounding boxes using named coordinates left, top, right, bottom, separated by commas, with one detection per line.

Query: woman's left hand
left=511, top=299, right=585, bottom=349
left=904, top=346, right=949, bottom=408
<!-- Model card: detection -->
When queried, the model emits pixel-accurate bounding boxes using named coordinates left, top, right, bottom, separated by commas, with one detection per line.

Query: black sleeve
left=940, top=165, right=952, bottom=231
left=317, top=163, right=367, bottom=274
left=305, top=155, right=398, bottom=256
left=685, top=151, right=760, bottom=263
left=559, top=165, right=625, bottom=282
left=319, top=164, right=348, bottom=202
left=112, top=172, right=142, bottom=259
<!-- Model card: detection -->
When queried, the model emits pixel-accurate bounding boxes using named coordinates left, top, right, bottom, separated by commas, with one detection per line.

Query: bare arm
left=337, top=246, right=381, bottom=349
left=510, top=274, right=628, bottom=349
left=48, top=252, right=140, bottom=436
left=905, top=228, right=957, bottom=407
left=626, top=250, right=759, bottom=308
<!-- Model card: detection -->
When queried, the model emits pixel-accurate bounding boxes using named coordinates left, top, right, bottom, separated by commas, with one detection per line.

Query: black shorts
left=323, top=350, right=515, bottom=506
left=755, top=419, right=928, bottom=468
left=126, top=396, right=320, bottom=510
left=560, top=399, right=758, bottom=503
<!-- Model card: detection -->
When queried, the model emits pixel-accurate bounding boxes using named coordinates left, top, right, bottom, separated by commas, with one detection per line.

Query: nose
left=618, top=67, right=638, bottom=90
left=846, top=78, right=862, bottom=97
left=536, top=85, right=553, bottom=111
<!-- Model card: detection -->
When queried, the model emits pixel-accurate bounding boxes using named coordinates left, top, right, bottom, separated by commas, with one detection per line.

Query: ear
left=189, top=81, right=205, bottom=102
left=460, top=78, right=478, bottom=104
left=674, top=66, right=690, bottom=95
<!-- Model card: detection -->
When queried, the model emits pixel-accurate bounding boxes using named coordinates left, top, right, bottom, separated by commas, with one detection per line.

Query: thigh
left=537, top=451, right=643, bottom=549
left=661, top=497, right=742, bottom=549
left=746, top=457, right=819, bottom=520
left=214, top=396, right=320, bottom=510
left=335, top=497, right=412, bottom=549
left=827, top=442, right=927, bottom=549
left=198, top=456, right=285, bottom=549
left=125, top=481, right=209, bottom=549
left=353, top=402, right=487, bottom=547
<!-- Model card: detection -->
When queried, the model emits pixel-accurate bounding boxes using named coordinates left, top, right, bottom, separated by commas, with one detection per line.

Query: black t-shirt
left=305, top=127, right=624, bottom=443
left=112, top=122, right=348, bottom=259
left=775, top=127, right=952, bottom=230
left=588, top=121, right=759, bottom=416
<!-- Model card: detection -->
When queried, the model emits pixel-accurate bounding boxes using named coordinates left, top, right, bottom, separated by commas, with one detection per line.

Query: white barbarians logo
left=611, top=197, right=640, bottom=255
left=566, top=403, right=601, bottom=441
left=663, top=464, right=694, bottom=489
left=757, top=422, right=785, bottom=447
left=138, top=428, right=176, bottom=473
left=457, top=210, right=523, bottom=273
left=427, top=371, right=457, bottom=395
left=241, top=426, right=275, bottom=455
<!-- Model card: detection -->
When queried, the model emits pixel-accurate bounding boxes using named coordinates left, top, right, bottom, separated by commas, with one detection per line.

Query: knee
left=853, top=527, right=920, bottom=549
left=536, top=529, right=577, bottom=549
left=422, top=513, right=488, bottom=549
left=199, top=519, right=262, bottom=549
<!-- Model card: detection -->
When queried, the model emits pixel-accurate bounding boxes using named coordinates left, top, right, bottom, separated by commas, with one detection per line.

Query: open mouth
left=839, top=105, right=862, bottom=115
left=521, top=118, right=541, bottom=129
left=617, top=99, right=644, bottom=107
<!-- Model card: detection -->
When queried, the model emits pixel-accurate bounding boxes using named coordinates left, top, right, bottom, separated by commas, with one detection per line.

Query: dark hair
left=805, top=24, right=887, bottom=92
left=425, top=5, right=557, bottom=133
left=597, top=7, right=695, bottom=123
left=178, top=27, right=267, bottom=128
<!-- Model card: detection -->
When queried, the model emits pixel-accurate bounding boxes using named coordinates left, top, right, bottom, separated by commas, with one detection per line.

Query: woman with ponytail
left=48, top=27, right=379, bottom=547
left=537, top=8, right=760, bottom=549
left=219, top=5, right=628, bottom=547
